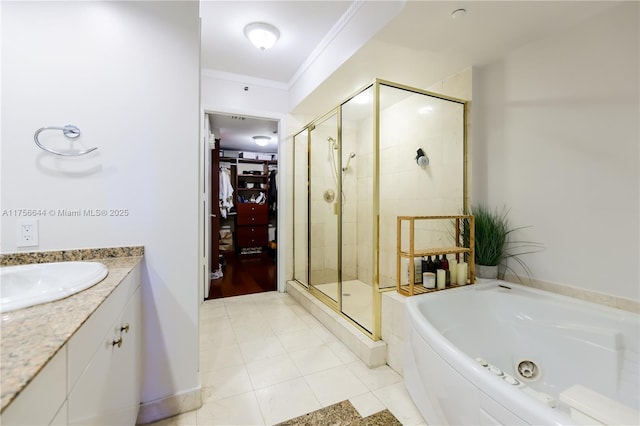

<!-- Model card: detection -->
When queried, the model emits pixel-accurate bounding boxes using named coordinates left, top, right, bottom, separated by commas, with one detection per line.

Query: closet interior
left=219, top=156, right=278, bottom=256
left=207, top=113, right=278, bottom=299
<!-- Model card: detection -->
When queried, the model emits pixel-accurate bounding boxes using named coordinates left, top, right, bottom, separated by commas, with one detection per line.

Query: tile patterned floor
left=149, top=291, right=425, bottom=426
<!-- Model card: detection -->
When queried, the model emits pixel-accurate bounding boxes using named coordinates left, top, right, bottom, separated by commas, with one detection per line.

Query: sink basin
left=0, top=261, right=108, bottom=313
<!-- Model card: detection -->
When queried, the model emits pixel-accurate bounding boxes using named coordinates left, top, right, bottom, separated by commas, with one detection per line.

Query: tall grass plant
left=462, top=204, right=543, bottom=280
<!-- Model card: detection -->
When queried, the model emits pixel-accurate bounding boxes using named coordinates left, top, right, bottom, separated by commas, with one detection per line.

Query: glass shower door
left=309, top=112, right=340, bottom=303
left=340, top=86, right=374, bottom=333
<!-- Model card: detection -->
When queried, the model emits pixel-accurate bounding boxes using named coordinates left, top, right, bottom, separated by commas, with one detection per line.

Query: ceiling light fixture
left=244, top=22, right=280, bottom=50
left=253, top=136, right=270, bottom=146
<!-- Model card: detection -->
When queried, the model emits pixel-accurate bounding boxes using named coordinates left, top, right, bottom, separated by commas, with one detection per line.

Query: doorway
left=205, top=112, right=279, bottom=299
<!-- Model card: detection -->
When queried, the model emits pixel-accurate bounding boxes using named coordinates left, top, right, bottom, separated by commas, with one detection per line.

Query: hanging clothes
left=268, top=169, right=277, bottom=212
left=219, top=168, right=234, bottom=218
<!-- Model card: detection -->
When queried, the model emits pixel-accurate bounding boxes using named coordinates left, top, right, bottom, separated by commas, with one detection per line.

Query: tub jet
left=516, top=360, right=540, bottom=381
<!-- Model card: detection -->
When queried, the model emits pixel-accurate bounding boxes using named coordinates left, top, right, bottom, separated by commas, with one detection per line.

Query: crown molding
left=288, top=0, right=366, bottom=88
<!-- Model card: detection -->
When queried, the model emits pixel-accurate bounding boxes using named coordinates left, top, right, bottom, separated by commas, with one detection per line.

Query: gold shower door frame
left=292, top=79, right=468, bottom=341
left=308, top=110, right=342, bottom=309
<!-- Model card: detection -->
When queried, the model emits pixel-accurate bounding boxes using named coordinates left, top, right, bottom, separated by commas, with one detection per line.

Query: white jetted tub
left=404, top=281, right=639, bottom=425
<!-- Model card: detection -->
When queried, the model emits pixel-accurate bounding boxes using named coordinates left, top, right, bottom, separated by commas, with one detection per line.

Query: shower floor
left=313, top=280, right=372, bottom=332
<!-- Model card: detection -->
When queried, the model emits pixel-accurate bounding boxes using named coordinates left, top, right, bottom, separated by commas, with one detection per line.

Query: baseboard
left=136, top=386, right=202, bottom=425
left=504, top=274, right=639, bottom=314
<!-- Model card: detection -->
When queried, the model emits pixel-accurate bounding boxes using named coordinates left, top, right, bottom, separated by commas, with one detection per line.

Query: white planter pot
left=475, top=263, right=498, bottom=279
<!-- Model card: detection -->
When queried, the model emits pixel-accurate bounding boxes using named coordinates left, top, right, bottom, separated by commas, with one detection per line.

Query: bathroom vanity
left=0, top=251, right=143, bottom=425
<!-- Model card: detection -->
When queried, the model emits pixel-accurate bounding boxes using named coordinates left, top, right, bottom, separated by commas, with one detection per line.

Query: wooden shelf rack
left=396, top=215, right=475, bottom=296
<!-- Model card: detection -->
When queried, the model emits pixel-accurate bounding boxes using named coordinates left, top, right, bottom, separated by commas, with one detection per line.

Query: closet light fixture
left=253, top=136, right=270, bottom=146
left=244, top=22, right=280, bottom=50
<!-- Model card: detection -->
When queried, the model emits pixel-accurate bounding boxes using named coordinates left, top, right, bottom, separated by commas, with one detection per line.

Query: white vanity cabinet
left=0, top=262, right=141, bottom=426
left=67, top=267, right=141, bottom=426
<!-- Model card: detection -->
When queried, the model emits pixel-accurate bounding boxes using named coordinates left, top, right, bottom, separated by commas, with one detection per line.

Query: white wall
left=1, top=0, right=201, bottom=409
left=201, top=70, right=289, bottom=114
left=472, top=2, right=639, bottom=301
left=288, top=0, right=405, bottom=113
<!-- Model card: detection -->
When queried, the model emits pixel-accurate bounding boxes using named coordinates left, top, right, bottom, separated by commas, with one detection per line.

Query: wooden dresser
left=236, top=203, right=268, bottom=249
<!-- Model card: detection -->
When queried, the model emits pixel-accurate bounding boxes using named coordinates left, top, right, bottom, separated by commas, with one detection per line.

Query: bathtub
left=404, top=281, right=639, bottom=425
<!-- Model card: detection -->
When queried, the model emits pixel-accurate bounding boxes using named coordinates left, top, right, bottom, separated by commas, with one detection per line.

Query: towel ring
left=34, top=125, right=97, bottom=156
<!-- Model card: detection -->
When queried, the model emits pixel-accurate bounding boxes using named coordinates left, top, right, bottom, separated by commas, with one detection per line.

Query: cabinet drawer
left=236, top=203, right=268, bottom=225
left=236, top=226, right=268, bottom=247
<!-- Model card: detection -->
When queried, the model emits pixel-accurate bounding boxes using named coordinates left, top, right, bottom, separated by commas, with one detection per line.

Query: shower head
left=327, top=137, right=338, bottom=150
left=342, top=152, right=356, bottom=171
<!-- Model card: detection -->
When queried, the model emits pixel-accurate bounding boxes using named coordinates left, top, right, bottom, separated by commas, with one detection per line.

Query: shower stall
left=292, top=79, right=467, bottom=340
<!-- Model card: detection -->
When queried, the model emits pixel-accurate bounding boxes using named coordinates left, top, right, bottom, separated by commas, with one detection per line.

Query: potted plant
left=464, top=204, right=542, bottom=280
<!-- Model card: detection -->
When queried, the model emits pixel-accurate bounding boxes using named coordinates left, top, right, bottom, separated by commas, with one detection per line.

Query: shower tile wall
left=310, top=124, right=339, bottom=286
left=377, top=72, right=470, bottom=289
left=353, top=118, right=374, bottom=287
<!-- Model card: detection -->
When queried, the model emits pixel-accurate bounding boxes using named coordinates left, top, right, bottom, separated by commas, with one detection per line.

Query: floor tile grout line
left=192, top=291, right=422, bottom=426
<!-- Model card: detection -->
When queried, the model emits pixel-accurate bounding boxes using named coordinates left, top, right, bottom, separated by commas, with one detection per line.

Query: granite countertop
left=0, top=248, right=143, bottom=412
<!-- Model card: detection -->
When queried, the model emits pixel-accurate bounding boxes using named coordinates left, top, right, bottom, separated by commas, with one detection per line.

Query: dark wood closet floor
left=207, top=251, right=276, bottom=299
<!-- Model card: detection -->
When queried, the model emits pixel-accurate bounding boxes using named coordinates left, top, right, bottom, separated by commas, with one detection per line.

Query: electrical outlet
left=17, top=219, right=39, bottom=247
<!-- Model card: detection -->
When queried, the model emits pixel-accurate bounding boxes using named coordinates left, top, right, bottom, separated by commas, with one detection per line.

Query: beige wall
left=472, top=3, right=638, bottom=301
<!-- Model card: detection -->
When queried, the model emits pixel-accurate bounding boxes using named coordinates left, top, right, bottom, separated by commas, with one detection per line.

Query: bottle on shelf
left=434, top=255, right=441, bottom=271
left=422, top=256, right=434, bottom=275
left=441, top=255, right=450, bottom=286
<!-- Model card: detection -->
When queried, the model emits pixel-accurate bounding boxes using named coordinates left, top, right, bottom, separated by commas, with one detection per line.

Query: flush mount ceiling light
left=253, top=136, right=270, bottom=146
left=244, top=22, right=280, bottom=50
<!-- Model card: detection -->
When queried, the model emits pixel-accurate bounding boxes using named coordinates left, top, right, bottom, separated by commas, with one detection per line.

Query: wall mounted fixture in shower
left=416, top=148, right=429, bottom=167
left=33, top=125, right=97, bottom=156
left=342, top=152, right=356, bottom=172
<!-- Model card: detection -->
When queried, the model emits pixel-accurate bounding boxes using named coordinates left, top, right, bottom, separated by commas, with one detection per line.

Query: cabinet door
left=0, top=347, right=66, bottom=426
left=67, top=272, right=132, bottom=391
left=67, top=287, right=141, bottom=425
left=115, top=286, right=142, bottom=424
left=50, top=401, right=68, bottom=426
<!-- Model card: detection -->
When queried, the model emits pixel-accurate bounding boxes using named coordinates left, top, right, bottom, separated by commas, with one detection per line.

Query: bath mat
left=275, top=400, right=402, bottom=425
